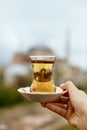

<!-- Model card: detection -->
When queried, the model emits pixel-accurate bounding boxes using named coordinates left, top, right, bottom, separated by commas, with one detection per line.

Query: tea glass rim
left=29, top=55, right=56, bottom=61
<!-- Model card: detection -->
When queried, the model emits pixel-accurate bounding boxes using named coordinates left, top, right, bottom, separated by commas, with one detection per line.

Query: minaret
left=65, top=29, right=71, bottom=62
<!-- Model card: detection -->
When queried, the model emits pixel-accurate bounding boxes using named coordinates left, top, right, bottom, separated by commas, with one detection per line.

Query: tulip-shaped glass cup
left=29, top=56, right=56, bottom=93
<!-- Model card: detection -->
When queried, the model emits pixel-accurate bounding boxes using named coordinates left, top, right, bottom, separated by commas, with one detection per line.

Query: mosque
left=3, top=40, right=87, bottom=87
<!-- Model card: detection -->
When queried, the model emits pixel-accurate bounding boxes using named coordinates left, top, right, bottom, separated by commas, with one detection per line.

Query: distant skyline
left=0, top=0, right=87, bottom=70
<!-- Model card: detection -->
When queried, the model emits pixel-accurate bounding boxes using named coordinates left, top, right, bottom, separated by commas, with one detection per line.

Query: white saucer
left=18, top=87, right=66, bottom=103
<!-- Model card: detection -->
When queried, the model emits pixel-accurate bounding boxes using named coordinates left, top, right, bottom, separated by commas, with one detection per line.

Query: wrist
left=79, top=106, right=87, bottom=129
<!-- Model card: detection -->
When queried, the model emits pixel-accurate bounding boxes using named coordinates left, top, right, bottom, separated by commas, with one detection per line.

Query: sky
left=0, top=0, right=87, bottom=70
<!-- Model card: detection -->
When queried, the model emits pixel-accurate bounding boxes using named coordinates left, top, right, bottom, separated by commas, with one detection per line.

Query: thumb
left=60, top=81, right=79, bottom=96
left=60, top=81, right=87, bottom=112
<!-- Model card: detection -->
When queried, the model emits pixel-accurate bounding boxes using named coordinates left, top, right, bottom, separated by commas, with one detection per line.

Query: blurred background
left=0, top=0, right=87, bottom=130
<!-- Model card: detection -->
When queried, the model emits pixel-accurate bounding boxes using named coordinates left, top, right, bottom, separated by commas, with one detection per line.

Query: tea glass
left=29, top=55, right=56, bottom=93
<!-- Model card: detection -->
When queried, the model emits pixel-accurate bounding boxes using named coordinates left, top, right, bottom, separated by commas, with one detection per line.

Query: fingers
left=41, top=103, right=67, bottom=118
left=60, top=81, right=79, bottom=96
left=49, top=103, right=68, bottom=109
left=55, top=96, right=69, bottom=104
left=63, top=91, right=69, bottom=97
left=60, top=81, right=78, bottom=91
left=41, top=101, right=74, bottom=121
left=65, top=101, right=74, bottom=121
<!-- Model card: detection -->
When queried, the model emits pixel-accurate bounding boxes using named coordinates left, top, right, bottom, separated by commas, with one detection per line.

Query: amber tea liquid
left=30, top=56, right=56, bottom=93
left=32, top=60, right=54, bottom=82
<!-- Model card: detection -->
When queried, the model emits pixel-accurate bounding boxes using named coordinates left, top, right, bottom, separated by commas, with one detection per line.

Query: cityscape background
left=0, top=0, right=87, bottom=70
left=0, top=0, right=87, bottom=130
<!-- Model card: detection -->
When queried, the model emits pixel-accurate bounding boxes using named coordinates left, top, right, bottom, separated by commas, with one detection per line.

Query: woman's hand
left=41, top=81, right=87, bottom=130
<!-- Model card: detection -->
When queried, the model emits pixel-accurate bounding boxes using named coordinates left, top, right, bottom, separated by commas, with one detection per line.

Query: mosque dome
left=27, top=43, right=54, bottom=56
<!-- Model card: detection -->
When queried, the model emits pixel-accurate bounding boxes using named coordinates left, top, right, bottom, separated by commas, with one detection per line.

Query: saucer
left=18, top=87, right=66, bottom=103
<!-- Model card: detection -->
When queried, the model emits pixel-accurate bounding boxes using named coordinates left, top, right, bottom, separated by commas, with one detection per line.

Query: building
left=3, top=43, right=87, bottom=87
left=27, top=44, right=54, bottom=56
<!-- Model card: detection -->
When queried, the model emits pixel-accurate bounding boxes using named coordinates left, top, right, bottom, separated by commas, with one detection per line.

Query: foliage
left=0, top=85, right=26, bottom=107
left=77, top=84, right=87, bottom=92
left=0, top=72, right=33, bottom=107
left=59, top=125, right=76, bottom=130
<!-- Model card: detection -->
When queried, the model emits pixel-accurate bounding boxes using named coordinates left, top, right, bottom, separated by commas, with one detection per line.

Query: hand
left=41, top=81, right=87, bottom=130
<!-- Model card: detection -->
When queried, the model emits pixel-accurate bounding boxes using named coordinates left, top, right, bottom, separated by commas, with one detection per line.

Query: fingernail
left=60, top=83, right=65, bottom=87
